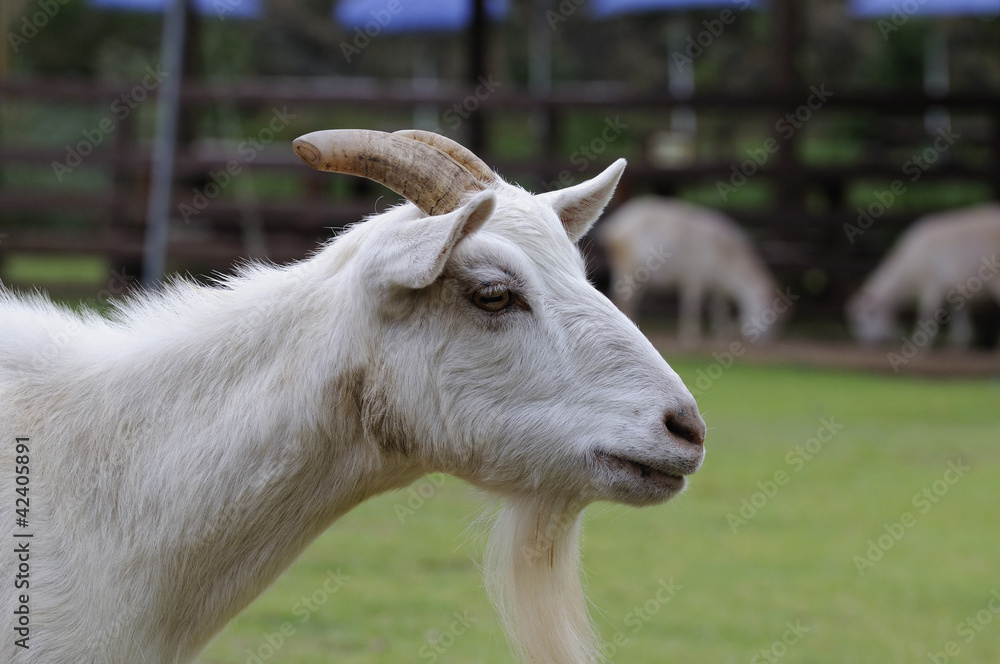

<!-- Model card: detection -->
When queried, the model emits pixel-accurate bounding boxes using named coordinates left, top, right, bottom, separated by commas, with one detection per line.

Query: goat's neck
left=69, top=260, right=422, bottom=662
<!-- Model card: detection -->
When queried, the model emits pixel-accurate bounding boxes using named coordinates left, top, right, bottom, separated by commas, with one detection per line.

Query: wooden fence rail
left=1, top=76, right=998, bottom=326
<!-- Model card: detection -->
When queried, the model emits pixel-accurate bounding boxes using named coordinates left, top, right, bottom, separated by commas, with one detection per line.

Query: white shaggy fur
left=598, top=196, right=778, bottom=343
left=1, top=157, right=705, bottom=664
left=846, top=203, right=1000, bottom=347
left=485, top=497, right=592, bottom=664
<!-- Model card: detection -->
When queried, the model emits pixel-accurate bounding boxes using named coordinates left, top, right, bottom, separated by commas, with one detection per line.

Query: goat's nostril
left=664, top=407, right=706, bottom=446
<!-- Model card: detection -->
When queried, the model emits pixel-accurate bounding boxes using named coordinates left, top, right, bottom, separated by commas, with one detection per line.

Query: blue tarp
left=850, top=0, right=1000, bottom=16
left=89, top=0, right=262, bottom=19
left=590, top=0, right=761, bottom=18
left=334, top=0, right=508, bottom=34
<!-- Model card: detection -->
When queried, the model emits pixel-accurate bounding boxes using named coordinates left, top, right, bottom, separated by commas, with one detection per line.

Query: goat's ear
left=538, top=158, right=626, bottom=243
left=382, top=191, right=496, bottom=289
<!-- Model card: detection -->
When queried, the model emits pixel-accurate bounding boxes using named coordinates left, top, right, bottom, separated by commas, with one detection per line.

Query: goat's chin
left=590, top=449, right=694, bottom=507
left=603, top=474, right=688, bottom=507
left=484, top=497, right=598, bottom=664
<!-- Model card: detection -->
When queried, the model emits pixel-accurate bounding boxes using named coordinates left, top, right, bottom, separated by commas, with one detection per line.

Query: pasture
left=199, top=359, right=1000, bottom=664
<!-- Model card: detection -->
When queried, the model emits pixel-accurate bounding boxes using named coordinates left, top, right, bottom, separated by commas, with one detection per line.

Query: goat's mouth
left=591, top=449, right=689, bottom=503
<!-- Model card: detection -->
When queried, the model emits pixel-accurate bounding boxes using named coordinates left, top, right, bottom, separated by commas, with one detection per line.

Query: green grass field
left=196, top=360, right=999, bottom=664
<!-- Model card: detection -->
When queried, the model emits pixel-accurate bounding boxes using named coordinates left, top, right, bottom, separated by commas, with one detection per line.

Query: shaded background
left=1, top=0, right=999, bottom=337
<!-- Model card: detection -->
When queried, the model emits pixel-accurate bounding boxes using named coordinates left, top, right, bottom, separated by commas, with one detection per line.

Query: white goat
left=0, top=129, right=705, bottom=664
left=846, top=203, right=1000, bottom=347
left=597, top=196, right=779, bottom=343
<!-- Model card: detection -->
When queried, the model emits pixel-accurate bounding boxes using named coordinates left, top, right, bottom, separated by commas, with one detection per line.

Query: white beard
left=484, top=496, right=597, bottom=664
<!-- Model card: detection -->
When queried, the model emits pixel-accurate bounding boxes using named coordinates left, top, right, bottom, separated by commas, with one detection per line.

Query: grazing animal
left=0, top=129, right=705, bottom=664
left=846, top=203, right=1000, bottom=347
left=598, top=196, right=779, bottom=343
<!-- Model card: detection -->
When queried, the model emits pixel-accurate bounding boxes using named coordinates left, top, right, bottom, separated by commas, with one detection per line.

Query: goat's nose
left=664, top=405, right=706, bottom=446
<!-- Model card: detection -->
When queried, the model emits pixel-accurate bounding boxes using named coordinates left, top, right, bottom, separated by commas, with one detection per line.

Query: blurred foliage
left=4, top=0, right=998, bottom=168
left=3, top=0, right=999, bottom=90
left=1, top=0, right=997, bottom=267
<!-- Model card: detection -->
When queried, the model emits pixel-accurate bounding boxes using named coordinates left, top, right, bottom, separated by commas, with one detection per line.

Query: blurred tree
left=4, top=0, right=997, bottom=94
left=7, top=0, right=160, bottom=77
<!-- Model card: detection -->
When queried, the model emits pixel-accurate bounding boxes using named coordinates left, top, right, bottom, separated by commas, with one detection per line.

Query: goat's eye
left=472, top=285, right=513, bottom=312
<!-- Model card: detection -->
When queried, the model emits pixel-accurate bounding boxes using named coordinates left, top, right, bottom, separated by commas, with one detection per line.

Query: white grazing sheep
left=846, top=203, right=1000, bottom=347
left=597, top=196, right=780, bottom=343
left=0, top=129, right=705, bottom=664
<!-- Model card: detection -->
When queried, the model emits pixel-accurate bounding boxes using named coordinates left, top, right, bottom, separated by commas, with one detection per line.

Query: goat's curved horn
left=393, top=129, right=498, bottom=185
left=292, top=129, right=485, bottom=216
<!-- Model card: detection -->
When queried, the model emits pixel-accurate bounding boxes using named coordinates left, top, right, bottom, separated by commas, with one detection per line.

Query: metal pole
left=923, top=26, right=950, bottom=135
left=142, top=0, right=187, bottom=287
left=467, top=0, right=487, bottom=153
left=529, top=0, right=555, bottom=157
left=771, top=0, right=803, bottom=211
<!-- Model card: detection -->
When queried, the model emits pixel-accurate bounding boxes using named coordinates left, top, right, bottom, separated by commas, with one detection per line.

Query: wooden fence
left=1, top=75, right=998, bottom=325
